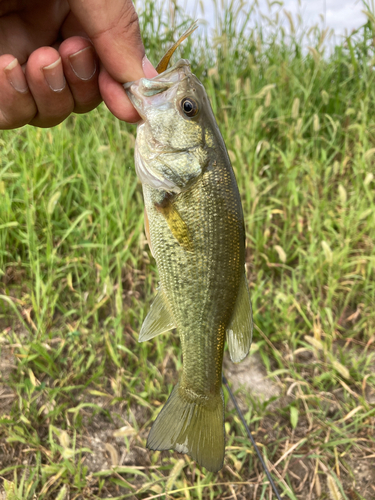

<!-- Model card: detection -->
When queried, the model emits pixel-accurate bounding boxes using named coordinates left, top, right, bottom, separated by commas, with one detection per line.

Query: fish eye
left=181, top=97, right=199, bottom=117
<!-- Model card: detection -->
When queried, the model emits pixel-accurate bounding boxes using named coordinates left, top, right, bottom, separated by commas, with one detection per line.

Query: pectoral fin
left=139, top=289, right=176, bottom=342
left=155, top=200, right=194, bottom=252
left=226, top=273, right=253, bottom=363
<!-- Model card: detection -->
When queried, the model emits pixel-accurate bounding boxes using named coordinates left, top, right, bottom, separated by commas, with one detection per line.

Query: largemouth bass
left=125, top=41, right=253, bottom=473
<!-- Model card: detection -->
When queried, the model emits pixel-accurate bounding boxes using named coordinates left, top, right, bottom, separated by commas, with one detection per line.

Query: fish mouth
left=124, top=59, right=191, bottom=120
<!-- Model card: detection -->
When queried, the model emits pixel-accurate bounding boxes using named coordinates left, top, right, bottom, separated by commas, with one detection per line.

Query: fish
left=124, top=26, right=253, bottom=473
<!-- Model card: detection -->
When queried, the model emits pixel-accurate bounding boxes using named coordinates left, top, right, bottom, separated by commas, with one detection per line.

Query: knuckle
left=121, top=7, right=139, bottom=31
left=92, top=4, right=141, bottom=42
left=0, top=106, right=34, bottom=130
left=33, top=104, right=74, bottom=128
left=117, top=8, right=143, bottom=53
left=30, top=111, right=71, bottom=128
left=73, top=95, right=102, bottom=114
left=27, top=94, right=74, bottom=128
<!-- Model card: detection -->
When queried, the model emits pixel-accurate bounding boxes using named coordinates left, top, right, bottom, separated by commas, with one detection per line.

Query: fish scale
left=153, top=169, right=241, bottom=381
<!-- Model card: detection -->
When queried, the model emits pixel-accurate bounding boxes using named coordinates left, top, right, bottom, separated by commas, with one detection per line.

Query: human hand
left=0, top=0, right=157, bottom=129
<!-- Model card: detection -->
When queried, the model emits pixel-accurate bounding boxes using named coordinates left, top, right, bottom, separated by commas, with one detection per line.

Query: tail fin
left=147, top=381, right=225, bottom=472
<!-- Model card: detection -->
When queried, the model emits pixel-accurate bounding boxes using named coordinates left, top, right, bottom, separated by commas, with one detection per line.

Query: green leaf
left=290, top=406, right=299, bottom=429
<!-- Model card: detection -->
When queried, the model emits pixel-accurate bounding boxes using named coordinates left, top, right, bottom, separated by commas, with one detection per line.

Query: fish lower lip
left=123, top=81, right=133, bottom=90
left=136, top=110, right=146, bottom=121
left=125, top=84, right=147, bottom=119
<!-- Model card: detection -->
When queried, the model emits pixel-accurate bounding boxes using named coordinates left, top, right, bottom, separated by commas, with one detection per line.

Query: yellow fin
left=226, top=273, right=253, bottom=363
left=156, top=20, right=199, bottom=74
left=155, top=199, right=194, bottom=252
left=139, top=288, right=176, bottom=342
left=147, top=380, right=225, bottom=472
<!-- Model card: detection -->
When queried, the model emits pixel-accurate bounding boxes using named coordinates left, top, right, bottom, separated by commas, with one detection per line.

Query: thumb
left=67, top=0, right=150, bottom=82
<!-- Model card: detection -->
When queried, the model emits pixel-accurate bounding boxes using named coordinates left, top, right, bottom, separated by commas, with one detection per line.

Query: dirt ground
left=1, top=333, right=375, bottom=499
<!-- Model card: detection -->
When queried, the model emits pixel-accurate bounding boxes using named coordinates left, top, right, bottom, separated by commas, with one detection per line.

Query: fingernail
left=69, top=46, right=96, bottom=81
left=142, top=55, right=158, bottom=78
left=4, top=58, right=28, bottom=93
left=42, top=57, right=65, bottom=92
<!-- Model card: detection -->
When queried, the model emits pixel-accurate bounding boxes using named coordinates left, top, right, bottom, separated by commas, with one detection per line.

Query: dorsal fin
left=156, top=20, right=199, bottom=74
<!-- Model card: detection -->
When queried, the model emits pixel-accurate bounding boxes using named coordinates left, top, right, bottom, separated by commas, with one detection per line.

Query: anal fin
left=139, top=288, right=176, bottom=342
left=226, top=273, right=253, bottom=363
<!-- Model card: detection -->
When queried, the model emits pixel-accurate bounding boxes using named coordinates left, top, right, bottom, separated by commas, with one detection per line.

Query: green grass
left=1, top=0, right=375, bottom=498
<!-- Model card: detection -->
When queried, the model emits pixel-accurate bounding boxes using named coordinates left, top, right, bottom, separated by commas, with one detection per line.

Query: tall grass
left=0, top=1, right=375, bottom=498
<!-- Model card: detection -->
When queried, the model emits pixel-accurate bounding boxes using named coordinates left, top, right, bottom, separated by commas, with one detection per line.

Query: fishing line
left=222, top=374, right=283, bottom=500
